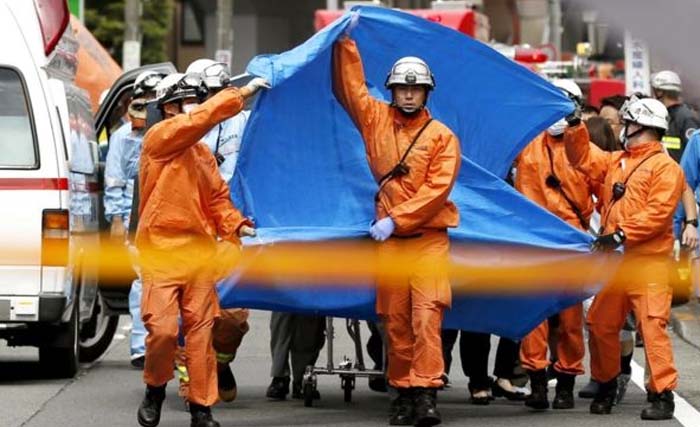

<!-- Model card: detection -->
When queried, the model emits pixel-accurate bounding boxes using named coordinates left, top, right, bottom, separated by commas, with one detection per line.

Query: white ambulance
left=0, top=0, right=117, bottom=377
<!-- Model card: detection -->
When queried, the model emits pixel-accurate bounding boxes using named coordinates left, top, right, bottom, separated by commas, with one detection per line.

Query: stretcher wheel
left=341, top=375, right=355, bottom=403
left=303, top=379, right=316, bottom=407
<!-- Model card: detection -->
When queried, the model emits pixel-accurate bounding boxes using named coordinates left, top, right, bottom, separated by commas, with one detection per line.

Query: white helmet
left=621, top=98, right=669, bottom=131
left=552, top=79, right=583, bottom=105
left=134, top=71, right=165, bottom=98
left=186, top=58, right=231, bottom=90
left=651, top=70, right=682, bottom=92
left=154, top=73, right=203, bottom=106
left=385, top=56, right=435, bottom=89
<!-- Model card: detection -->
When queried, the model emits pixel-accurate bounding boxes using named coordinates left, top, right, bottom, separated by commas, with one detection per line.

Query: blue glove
left=369, top=217, right=395, bottom=242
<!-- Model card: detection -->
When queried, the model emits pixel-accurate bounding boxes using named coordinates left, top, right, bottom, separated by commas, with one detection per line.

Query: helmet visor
left=392, top=62, right=431, bottom=80
left=180, top=74, right=203, bottom=90
left=202, top=62, right=230, bottom=78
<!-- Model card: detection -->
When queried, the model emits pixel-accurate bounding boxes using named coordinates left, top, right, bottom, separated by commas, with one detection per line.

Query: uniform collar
left=392, top=107, right=431, bottom=130
left=544, top=132, right=564, bottom=146
left=626, top=140, right=664, bottom=157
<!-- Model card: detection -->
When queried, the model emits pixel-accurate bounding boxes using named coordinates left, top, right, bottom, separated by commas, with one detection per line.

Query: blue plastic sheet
left=218, top=6, right=595, bottom=339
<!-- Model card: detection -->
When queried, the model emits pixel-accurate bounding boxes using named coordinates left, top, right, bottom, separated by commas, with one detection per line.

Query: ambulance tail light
left=33, top=0, right=70, bottom=56
left=42, top=209, right=69, bottom=266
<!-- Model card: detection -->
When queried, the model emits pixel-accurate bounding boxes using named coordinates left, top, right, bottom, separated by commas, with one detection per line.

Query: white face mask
left=547, top=118, right=567, bottom=136
left=182, top=103, right=198, bottom=114
left=619, top=127, right=630, bottom=150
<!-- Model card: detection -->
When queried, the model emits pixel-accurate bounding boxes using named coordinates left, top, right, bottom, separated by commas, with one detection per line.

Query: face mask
left=547, top=118, right=567, bottom=136
left=182, top=103, right=198, bottom=114
left=619, top=127, right=629, bottom=150
left=398, top=105, right=422, bottom=116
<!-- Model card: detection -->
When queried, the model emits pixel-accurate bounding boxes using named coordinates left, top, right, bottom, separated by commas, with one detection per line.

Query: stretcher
left=301, top=317, right=384, bottom=407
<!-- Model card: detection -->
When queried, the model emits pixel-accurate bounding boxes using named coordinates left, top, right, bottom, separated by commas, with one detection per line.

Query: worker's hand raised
left=343, top=11, right=360, bottom=38
left=565, top=105, right=582, bottom=127
left=238, top=225, right=257, bottom=238
left=242, top=77, right=270, bottom=98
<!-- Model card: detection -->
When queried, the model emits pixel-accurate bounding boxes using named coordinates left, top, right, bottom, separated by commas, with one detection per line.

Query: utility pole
left=215, top=0, right=234, bottom=70
left=123, top=0, right=142, bottom=71
left=548, top=0, right=562, bottom=60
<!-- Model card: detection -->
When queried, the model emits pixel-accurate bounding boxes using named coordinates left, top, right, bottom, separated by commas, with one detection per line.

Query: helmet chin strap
left=622, top=123, right=646, bottom=150
left=397, top=104, right=424, bottom=116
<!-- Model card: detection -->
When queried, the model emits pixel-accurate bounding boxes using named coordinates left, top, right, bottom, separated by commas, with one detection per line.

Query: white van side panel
left=0, top=1, right=62, bottom=296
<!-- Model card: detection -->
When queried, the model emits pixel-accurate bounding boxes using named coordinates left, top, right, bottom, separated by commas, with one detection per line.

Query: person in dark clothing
left=651, top=70, right=700, bottom=161
left=442, top=331, right=526, bottom=405
left=366, top=321, right=388, bottom=392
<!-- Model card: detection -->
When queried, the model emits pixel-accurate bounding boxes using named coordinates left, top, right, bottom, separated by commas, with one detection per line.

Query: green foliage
left=85, top=0, right=173, bottom=65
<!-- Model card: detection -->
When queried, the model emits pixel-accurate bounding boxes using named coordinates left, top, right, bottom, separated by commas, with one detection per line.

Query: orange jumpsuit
left=515, top=132, right=600, bottom=376
left=333, top=38, right=461, bottom=389
left=136, top=88, right=251, bottom=406
left=565, top=124, right=683, bottom=392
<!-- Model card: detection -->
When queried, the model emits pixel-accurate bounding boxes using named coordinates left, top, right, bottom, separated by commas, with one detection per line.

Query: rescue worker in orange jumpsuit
left=565, top=97, right=683, bottom=420
left=135, top=73, right=268, bottom=427
left=514, top=79, right=598, bottom=411
left=333, top=35, right=461, bottom=427
left=173, top=58, right=253, bottom=404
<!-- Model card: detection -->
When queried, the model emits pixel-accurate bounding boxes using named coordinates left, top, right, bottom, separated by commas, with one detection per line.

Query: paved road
left=1, top=310, right=699, bottom=427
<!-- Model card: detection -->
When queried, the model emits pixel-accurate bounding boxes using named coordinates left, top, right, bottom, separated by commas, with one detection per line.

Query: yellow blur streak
left=2, top=237, right=689, bottom=295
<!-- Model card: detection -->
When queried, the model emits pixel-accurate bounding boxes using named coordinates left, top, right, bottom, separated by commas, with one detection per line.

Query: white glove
left=343, top=11, right=360, bottom=37
left=239, top=225, right=257, bottom=238
left=369, top=217, right=395, bottom=242
left=243, top=77, right=271, bottom=96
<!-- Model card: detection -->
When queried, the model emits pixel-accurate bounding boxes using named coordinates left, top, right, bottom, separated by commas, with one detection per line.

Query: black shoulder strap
left=545, top=144, right=589, bottom=230
left=622, top=151, right=663, bottom=186
left=214, top=123, right=223, bottom=155
left=600, top=151, right=665, bottom=231
left=376, top=119, right=434, bottom=189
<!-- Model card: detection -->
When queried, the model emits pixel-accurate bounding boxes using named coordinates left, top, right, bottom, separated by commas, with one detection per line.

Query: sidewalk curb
left=671, top=301, right=700, bottom=352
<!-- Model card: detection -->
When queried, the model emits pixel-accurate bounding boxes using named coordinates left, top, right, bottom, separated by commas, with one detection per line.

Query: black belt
left=391, top=233, right=423, bottom=239
left=390, top=229, right=447, bottom=240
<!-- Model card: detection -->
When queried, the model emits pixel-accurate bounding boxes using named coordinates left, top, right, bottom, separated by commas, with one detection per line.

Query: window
left=181, top=0, right=204, bottom=44
left=0, top=68, right=38, bottom=169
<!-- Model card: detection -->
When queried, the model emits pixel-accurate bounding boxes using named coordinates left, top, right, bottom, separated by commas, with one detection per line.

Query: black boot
left=552, top=372, right=575, bottom=409
left=265, top=376, right=290, bottom=400
left=217, top=363, right=237, bottom=402
left=369, top=375, right=388, bottom=393
left=189, top=403, right=220, bottom=427
left=524, top=369, right=549, bottom=410
left=590, top=378, right=617, bottom=415
left=389, top=388, right=414, bottom=426
left=137, top=385, right=165, bottom=427
left=292, top=380, right=320, bottom=400
left=641, top=391, right=674, bottom=420
left=578, top=379, right=599, bottom=398
left=413, top=388, right=441, bottom=427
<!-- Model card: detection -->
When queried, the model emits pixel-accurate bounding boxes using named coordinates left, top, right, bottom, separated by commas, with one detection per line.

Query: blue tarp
left=217, top=6, right=595, bottom=339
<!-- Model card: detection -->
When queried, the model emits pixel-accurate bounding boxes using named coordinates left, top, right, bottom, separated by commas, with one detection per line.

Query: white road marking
left=630, top=360, right=700, bottom=427
left=113, top=334, right=126, bottom=340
